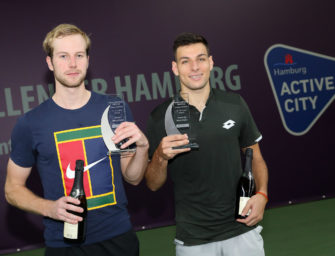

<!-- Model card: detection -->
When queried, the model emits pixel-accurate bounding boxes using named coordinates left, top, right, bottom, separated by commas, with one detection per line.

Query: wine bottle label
left=238, top=196, right=251, bottom=215
left=64, top=222, right=78, bottom=239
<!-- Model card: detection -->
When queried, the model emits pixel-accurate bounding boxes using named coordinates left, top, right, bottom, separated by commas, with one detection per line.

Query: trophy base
left=107, top=148, right=137, bottom=156
left=107, top=139, right=137, bottom=156
left=172, top=142, right=199, bottom=150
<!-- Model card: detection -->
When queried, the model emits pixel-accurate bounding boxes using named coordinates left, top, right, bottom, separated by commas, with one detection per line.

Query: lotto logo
left=223, top=120, right=236, bottom=129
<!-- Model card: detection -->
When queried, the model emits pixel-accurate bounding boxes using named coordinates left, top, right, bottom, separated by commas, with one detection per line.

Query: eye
left=181, top=60, right=188, bottom=64
left=77, top=54, right=84, bottom=58
left=60, top=54, right=67, bottom=59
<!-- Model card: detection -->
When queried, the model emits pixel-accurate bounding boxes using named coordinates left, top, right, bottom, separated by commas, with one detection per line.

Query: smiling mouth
left=189, top=74, right=202, bottom=80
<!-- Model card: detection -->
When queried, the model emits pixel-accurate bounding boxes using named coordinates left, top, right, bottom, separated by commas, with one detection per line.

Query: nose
left=191, top=60, right=199, bottom=71
left=68, top=56, right=77, bottom=68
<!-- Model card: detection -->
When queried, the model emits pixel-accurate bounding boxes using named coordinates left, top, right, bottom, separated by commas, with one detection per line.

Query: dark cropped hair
left=173, top=32, right=210, bottom=59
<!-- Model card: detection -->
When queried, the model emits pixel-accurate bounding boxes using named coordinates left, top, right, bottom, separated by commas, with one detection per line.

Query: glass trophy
left=101, top=94, right=136, bottom=155
left=164, top=93, right=199, bottom=150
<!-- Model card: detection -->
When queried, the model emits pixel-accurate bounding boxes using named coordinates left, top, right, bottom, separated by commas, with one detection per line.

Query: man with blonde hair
left=5, top=24, right=148, bottom=256
left=43, top=23, right=91, bottom=58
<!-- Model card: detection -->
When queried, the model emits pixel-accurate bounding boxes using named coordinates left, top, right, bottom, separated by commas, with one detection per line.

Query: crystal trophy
left=101, top=95, right=136, bottom=155
left=164, top=93, right=199, bottom=149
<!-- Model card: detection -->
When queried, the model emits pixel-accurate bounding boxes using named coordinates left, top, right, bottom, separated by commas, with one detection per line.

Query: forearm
left=145, top=149, right=169, bottom=191
left=5, top=159, right=83, bottom=224
left=253, top=157, right=268, bottom=195
left=244, top=143, right=268, bottom=195
left=122, top=145, right=149, bottom=185
left=238, top=144, right=268, bottom=225
left=5, top=184, right=52, bottom=217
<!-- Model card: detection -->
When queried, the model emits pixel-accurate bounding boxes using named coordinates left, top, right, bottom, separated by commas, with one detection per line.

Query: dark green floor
left=3, top=198, right=335, bottom=256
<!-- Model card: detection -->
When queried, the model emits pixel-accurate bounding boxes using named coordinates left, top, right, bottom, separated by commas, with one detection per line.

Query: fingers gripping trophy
left=101, top=95, right=136, bottom=155
left=165, top=93, right=199, bottom=150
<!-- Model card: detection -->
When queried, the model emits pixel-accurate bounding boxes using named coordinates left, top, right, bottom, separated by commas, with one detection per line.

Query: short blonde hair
left=42, top=24, right=91, bottom=57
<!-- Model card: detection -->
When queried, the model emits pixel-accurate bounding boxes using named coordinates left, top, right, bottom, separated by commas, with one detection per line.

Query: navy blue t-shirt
left=10, top=92, right=134, bottom=247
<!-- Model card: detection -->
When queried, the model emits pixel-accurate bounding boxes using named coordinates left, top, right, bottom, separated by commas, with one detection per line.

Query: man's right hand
left=157, top=134, right=191, bottom=161
left=47, top=196, right=84, bottom=224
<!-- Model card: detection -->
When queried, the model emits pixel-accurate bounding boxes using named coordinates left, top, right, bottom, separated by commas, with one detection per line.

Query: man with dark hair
left=172, top=32, right=210, bottom=57
left=5, top=24, right=148, bottom=256
left=145, top=32, right=268, bottom=256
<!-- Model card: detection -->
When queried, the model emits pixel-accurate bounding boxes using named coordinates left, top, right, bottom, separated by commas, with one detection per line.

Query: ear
left=172, top=61, right=179, bottom=76
left=46, top=56, right=54, bottom=71
left=209, top=56, right=214, bottom=71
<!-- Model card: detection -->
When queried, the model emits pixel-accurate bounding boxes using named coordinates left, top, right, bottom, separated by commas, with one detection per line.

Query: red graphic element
left=58, top=141, right=92, bottom=197
left=285, top=54, right=293, bottom=64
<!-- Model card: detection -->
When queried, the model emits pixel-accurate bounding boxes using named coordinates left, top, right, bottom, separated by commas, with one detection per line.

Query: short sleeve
left=10, top=115, right=36, bottom=167
left=146, top=111, right=166, bottom=160
left=238, top=96, right=262, bottom=148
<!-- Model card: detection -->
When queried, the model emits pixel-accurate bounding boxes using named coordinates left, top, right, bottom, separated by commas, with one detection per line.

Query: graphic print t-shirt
left=10, top=92, right=134, bottom=247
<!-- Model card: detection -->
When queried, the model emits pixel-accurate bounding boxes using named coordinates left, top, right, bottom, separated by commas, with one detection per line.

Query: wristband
left=256, top=191, right=269, bottom=201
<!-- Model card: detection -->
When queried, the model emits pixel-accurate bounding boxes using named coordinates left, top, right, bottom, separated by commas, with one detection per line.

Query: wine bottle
left=63, top=159, right=87, bottom=243
left=235, top=148, right=255, bottom=219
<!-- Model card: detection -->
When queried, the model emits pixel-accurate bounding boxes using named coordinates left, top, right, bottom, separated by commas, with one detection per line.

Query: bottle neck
left=243, top=148, right=253, bottom=175
left=71, top=170, right=85, bottom=197
left=243, top=159, right=252, bottom=175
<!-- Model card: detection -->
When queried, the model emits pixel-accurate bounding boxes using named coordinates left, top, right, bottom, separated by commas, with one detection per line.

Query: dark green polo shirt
left=146, top=88, right=262, bottom=246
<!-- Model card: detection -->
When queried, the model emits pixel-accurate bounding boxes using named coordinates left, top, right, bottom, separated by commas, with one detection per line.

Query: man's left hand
left=236, top=193, right=268, bottom=226
left=112, top=122, right=149, bottom=149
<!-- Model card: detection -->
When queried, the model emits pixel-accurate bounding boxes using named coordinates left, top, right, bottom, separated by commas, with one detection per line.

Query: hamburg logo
left=54, top=126, right=117, bottom=210
left=285, top=54, right=294, bottom=64
left=264, top=44, right=335, bottom=136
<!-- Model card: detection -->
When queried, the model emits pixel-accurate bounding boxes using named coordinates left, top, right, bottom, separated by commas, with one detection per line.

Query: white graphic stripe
left=66, top=156, right=107, bottom=179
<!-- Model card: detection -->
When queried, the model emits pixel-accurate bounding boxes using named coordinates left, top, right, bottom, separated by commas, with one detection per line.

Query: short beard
left=55, top=74, right=86, bottom=88
left=59, top=79, right=84, bottom=88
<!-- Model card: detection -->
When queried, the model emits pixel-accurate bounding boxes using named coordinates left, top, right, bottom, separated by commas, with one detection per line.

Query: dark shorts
left=45, top=230, right=139, bottom=256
